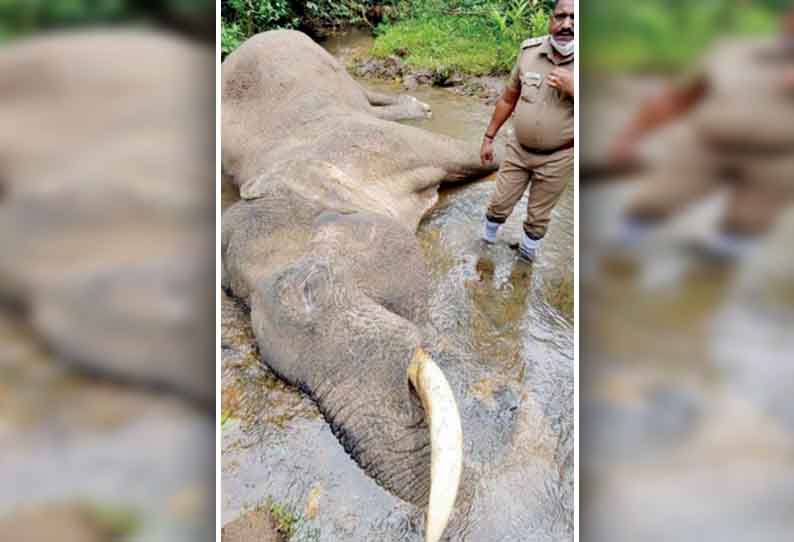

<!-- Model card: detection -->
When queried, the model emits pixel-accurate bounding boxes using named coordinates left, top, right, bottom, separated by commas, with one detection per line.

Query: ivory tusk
left=407, top=348, right=463, bottom=542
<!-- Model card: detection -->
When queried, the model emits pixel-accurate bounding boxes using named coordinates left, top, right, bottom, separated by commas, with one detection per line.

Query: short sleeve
left=676, top=56, right=709, bottom=93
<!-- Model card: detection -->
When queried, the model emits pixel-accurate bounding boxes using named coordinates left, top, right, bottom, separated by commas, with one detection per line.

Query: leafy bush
left=583, top=0, right=781, bottom=72
left=223, top=0, right=299, bottom=36
left=0, top=0, right=214, bottom=40
left=221, top=0, right=394, bottom=56
left=222, top=21, right=246, bottom=56
left=373, top=0, right=552, bottom=75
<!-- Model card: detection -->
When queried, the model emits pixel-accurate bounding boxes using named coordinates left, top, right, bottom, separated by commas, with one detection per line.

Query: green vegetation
left=268, top=499, right=300, bottom=538
left=222, top=0, right=395, bottom=56
left=547, top=273, right=573, bottom=321
left=221, top=410, right=240, bottom=430
left=0, top=0, right=214, bottom=41
left=221, top=0, right=555, bottom=72
left=583, top=0, right=784, bottom=73
left=372, top=0, right=554, bottom=75
left=79, top=502, right=141, bottom=540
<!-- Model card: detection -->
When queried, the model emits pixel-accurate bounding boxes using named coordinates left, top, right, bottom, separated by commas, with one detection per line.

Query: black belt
left=520, top=140, right=574, bottom=155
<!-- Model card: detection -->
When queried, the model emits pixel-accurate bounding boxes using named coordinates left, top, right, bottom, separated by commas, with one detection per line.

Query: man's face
left=549, top=0, right=575, bottom=45
left=784, top=9, right=794, bottom=37
left=783, top=9, right=794, bottom=53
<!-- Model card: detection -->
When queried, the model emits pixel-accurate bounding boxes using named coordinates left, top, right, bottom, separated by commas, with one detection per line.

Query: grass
left=371, top=1, right=550, bottom=76
left=546, top=273, right=574, bottom=321
left=79, top=502, right=141, bottom=540
left=268, top=500, right=300, bottom=539
left=371, top=16, right=524, bottom=75
left=221, top=410, right=239, bottom=430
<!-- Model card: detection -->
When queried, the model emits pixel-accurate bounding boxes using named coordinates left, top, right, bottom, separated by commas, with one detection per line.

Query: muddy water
left=222, top=33, right=573, bottom=542
left=581, top=81, right=794, bottom=541
left=0, top=306, right=214, bottom=540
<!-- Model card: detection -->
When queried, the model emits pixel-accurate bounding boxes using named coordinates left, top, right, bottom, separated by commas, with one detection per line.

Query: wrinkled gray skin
left=0, top=31, right=215, bottom=401
left=222, top=30, right=498, bottom=507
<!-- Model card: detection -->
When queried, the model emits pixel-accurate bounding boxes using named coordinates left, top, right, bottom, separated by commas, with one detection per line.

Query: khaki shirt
left=688, top=37, right=794, bottom=149
left=507, top=36, right=574, bottom=152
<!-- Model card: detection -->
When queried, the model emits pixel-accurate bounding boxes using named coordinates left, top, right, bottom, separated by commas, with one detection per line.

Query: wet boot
left=511, top=230, right=540, bottom=263
left=614, top=218, right=654, bottom=249
left=482, top=217, right=501, bottom=244
left=688, top=231, right=760, bottom=264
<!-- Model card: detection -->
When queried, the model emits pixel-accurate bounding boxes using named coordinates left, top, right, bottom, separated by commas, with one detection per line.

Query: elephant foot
left=374, top=95, right=432, bottom=121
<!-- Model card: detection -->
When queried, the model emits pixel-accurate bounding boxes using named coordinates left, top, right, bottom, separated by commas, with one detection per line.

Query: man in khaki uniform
left=608, top=7, right=794, bottom=260
left=481, top=0, right=574, bottom=263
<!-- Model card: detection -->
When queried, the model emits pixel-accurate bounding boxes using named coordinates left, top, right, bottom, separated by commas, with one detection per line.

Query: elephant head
left=224, top=201, right=464, bottom=540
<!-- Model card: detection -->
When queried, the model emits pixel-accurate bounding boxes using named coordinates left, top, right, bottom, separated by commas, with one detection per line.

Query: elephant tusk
left=407, top=348, right=463, bottom=542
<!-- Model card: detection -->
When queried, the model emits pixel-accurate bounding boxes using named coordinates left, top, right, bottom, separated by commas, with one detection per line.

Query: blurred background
left=0, top=1, right=215, bottom=541
left=581, top=1, right=794, bottom=541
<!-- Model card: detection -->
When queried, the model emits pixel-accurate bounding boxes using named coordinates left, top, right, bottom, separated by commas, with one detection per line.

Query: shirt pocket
left=520, top=71, right=544, bottom=104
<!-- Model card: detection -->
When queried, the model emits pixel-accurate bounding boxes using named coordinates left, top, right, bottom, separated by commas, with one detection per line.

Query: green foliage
left=80, top=502, right=141, bottom=540
left=222, top=21, right=246, bottom=56
left=268, top=500, right=300, bottom=538
left=0, top=0, right=214, bottom=40
left=583, top=0, right=781, bottom=73
left=373, top=0, right=551, bottom=75
left=223, top=0, right=300, bottom=36
left=221, top=0, right=392, bottom=56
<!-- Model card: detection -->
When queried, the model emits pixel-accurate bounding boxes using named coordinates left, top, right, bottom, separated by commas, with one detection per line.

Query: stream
left=581, top=79, right=794, bottom=541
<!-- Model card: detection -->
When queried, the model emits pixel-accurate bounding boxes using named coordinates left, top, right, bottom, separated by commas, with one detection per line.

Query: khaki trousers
left=626, top=130, right=794, bottom=236
left=486, top=137, right=573, bottom=240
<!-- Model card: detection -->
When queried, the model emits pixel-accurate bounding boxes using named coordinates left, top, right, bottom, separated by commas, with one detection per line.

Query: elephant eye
left=301, top=281, right=315, bottom=313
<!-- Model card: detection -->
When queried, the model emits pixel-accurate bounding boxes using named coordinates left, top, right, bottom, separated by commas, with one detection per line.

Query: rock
left=382, top=55, right=404, bottom=78
left=415, top=70, right=434, bottom=86
left=222, top=508, right=284, bottom=542
left=0, top=504, right=113, bottom=542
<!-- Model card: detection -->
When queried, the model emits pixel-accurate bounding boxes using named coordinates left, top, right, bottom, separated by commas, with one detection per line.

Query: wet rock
left=0, top=503, right=128, bottom=542
left=222, top=508, right=284, bottom=542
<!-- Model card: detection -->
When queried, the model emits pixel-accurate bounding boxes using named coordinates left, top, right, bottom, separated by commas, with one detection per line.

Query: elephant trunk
left=407, top=349, right=463, bottom=542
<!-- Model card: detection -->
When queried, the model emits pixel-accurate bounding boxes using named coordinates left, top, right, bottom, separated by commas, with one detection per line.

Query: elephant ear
left=249, top=258, right=462, bottom=542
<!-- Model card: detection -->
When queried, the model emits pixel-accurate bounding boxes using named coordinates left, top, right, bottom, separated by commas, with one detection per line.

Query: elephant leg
left=365, top=89, right=401, bottom=106
left=367, top=91, right=432, bottom=121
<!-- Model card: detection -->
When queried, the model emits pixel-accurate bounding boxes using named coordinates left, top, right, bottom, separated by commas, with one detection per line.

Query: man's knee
left=522, top=221, right=549, bottom=241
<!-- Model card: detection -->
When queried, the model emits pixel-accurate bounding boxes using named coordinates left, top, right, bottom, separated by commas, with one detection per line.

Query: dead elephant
left=222, top=30, right=499, bottom=541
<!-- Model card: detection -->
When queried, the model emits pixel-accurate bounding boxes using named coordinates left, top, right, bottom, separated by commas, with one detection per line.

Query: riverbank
left=321, top=26, right=510, bottom=105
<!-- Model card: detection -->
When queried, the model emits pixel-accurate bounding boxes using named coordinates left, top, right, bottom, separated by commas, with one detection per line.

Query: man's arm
left=481, top=86, right=520, bottom=165
left=609, top=78, right=708, bottom=164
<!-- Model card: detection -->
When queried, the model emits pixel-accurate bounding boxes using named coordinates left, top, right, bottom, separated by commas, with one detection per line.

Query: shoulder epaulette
left=521, top=36, right=546, bottom=49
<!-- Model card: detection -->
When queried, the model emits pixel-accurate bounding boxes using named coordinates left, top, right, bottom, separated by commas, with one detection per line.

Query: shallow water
left=222, top=33, right=574, bottom=542
left=0, top=306, right=214, bottom=540
left=581, top=81, right=794, bottom=541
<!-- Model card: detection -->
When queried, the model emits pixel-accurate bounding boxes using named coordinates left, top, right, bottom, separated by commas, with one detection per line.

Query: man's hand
left=606, top=134, right=638, bottom=167
left=480, top=137, right=495, bottom=166
left=781, top=69, right=794, bottom=93
left=547, top=68, right=574, bottom=97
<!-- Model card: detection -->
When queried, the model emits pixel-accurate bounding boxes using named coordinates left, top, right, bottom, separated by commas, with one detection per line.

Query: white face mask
left=550, top=35, right=575, bottom=57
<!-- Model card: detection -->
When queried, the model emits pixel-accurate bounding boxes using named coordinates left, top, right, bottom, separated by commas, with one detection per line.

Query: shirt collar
left=540, top=36, right=574, bottom=66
